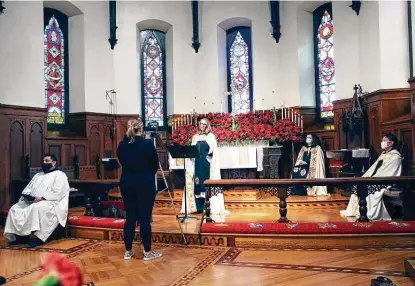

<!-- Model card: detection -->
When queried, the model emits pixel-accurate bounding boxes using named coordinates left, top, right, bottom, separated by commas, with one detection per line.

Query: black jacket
left=117, top=136, right=159, bottom=189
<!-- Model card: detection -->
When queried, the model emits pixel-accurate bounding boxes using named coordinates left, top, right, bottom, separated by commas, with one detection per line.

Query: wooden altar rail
left=12, top=178, right=119, bottom=217
left=204, top=177, right=415, bottom=223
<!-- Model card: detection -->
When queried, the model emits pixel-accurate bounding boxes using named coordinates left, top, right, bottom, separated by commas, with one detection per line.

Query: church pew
left=204, top=177, right=415, bottom=223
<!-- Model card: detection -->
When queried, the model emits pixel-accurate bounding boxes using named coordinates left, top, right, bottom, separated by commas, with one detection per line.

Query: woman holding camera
left=117, top=118, right=162, bottom=261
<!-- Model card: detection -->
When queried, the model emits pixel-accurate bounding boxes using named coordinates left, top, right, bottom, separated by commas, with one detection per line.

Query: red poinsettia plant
left=35, top=252, right=83, bottom=286
left=171, top=111, right=301, bottom=146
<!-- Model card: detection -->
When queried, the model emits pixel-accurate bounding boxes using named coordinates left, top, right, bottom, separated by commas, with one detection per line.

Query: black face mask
left=41, top=163, right=53, bottom=173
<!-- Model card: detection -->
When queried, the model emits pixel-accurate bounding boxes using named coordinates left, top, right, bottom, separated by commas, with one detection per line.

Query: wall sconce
left=105, top=89, right=117, bottom=140
left=0, top=1, right=5, bottom=15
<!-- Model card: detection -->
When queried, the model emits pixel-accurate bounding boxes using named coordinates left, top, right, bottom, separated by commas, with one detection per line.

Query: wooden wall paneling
left=29, top=122, right=44, bottom=167
left=408, top=77, right=415, bottom=173
left=0, top=104, right=47, bottom=209
left=332, top=98, right=352, bottom=150
left=0, top=111, right=9, bottom=209
left=75, top=145, right=86, bottom=165
left=9, top=120, right=25, bottom=179
left=104, top=125, right=113, bottom=158
left=89, top=125, right=101, bottom=165
left=291, top=106, right=317, bottom=131
left=365, top=89, right=410, bottom=156
left=65, top=144, right=72, bottom=166
left=48, top=144, right=62, bottom=164
left=368, top=104, right=381, bottom=156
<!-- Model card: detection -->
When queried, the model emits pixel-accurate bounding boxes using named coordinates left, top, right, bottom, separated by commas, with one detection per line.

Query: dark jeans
left=120, top=185, right=156, bottom=252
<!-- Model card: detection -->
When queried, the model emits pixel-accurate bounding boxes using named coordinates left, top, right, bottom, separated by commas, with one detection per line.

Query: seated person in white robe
left=181, top=118, right=229, bottom=216
left=340, top=133, right=402, bottom=221
left=4, top=154, right=70, bottom=247
left=289, top=134, right=327, bottom=196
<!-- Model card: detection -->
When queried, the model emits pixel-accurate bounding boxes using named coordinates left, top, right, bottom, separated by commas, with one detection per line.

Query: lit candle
left=221, top=101, right=223, bottom=114
left=291, top=109, right=294, bottom=122
left=301, top=116, right=304, bottom=132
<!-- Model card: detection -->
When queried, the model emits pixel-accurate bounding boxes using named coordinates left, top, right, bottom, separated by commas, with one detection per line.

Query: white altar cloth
left=169, top=145, right=266, bottom=171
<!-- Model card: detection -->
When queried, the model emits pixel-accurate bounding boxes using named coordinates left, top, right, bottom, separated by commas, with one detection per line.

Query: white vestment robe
left=294, top=145, right=328, bottom=196
left=340, top=149, right=402, bottom=221
left=4, top=170, right=70, bottom=242
left=181, top=133, right=229, bottom=216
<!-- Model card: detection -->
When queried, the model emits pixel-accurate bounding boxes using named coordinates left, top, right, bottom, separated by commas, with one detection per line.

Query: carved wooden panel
left=104, top=125, right=113, bottom=158
left=29, top=122, right=43, bottom=167
left=65, top=144, right=72, bottom=165
left=75, top=145, right=86, bottom=165
left=401, top=129, right=413, bottom=164
left=368, top=104, right=381, bottom=156
left=48, top=144, right=62, bottom=164
left=10, top=121, right=25, bottom=179
left=89, top=125, right=100, bottom=164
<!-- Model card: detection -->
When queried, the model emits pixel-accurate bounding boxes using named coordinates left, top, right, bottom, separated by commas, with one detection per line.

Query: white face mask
left=306, top=138, right=313, bottom=145
left=381, top=141, right=391, bottom=150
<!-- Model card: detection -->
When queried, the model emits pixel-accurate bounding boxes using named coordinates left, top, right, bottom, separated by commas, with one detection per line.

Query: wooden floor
left=2, top=193, right=414, bottom=285
left=0, top=237, right=414, bottom=285
left=123, top=194, right=354, bottom=235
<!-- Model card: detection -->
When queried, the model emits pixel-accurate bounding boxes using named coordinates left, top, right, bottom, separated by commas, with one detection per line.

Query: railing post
left=277, top=187, right=289, bottom=223
left=357, top=183, right=369, bottom=222
left=205, top=186, right=213, bottom=223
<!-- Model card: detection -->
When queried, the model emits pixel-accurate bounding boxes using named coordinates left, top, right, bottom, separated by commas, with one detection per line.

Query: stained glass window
left=44, top=14, right=66, bottom=125
left=227, top=27, right=253, bottom=114
left=314, top=4, right=335, bottom=119
left=140, top=30, right=166, bottom=129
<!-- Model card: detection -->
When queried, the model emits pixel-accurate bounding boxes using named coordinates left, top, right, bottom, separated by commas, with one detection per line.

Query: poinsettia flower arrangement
left=35, top=252, right=83, bottom=286
left=171, top=112, right=301, bottom=146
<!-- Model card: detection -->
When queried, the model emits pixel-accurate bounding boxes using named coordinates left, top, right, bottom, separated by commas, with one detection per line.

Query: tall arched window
left=226, top=27, right=253, bottom=114
left=313, top=3, right=335, bottom=120
left=140, top=30, right=166, bottom=129
left=44, top=8, right=69, bottom=126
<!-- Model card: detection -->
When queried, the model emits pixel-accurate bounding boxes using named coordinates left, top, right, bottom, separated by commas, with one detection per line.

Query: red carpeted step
left=201, top=221, right=415, bottom=234
left=68, top=215, right=125, bottom=229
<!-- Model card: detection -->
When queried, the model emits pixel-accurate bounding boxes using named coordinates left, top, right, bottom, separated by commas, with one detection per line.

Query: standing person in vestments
left=290, top=134, right=327, bottom=196
left=117, top=118, right=162, bottom=261
left=182, top=118, right=229, bottom=215
left=4, top=154, right=70, bottom=248
left=340, top=133, right=402, bottom=221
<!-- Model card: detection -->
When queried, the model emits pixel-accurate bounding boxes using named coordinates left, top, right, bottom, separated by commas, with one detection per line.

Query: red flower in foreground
left=36, top=252, right=83, bottom=286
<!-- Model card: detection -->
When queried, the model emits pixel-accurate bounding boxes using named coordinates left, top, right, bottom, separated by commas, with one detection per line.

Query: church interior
left=1, top=0, right=415, bottom=285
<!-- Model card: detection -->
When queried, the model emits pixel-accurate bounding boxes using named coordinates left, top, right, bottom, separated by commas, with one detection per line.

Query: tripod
left=150, top=132, right=188, bottom=246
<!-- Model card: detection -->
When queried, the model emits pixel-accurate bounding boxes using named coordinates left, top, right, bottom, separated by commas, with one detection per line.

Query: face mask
left=41, top=162, right=53, bottom=173
left=381, top=141, right=391, bottom=150
left=306, top=138, right=313, bottom=145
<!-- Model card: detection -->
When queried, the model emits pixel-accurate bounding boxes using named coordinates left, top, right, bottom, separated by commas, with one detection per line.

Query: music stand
left=168, top=145, right=200, bottom=223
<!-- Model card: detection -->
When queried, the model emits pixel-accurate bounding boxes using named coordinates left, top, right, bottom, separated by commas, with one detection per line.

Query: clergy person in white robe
left=290, top=134, right=327, bottom=196
left=340, top=133, right=402, bottom=221
left=181, top=118, right=229, bottom=216
left=4, top=154, right=70, bottom=247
